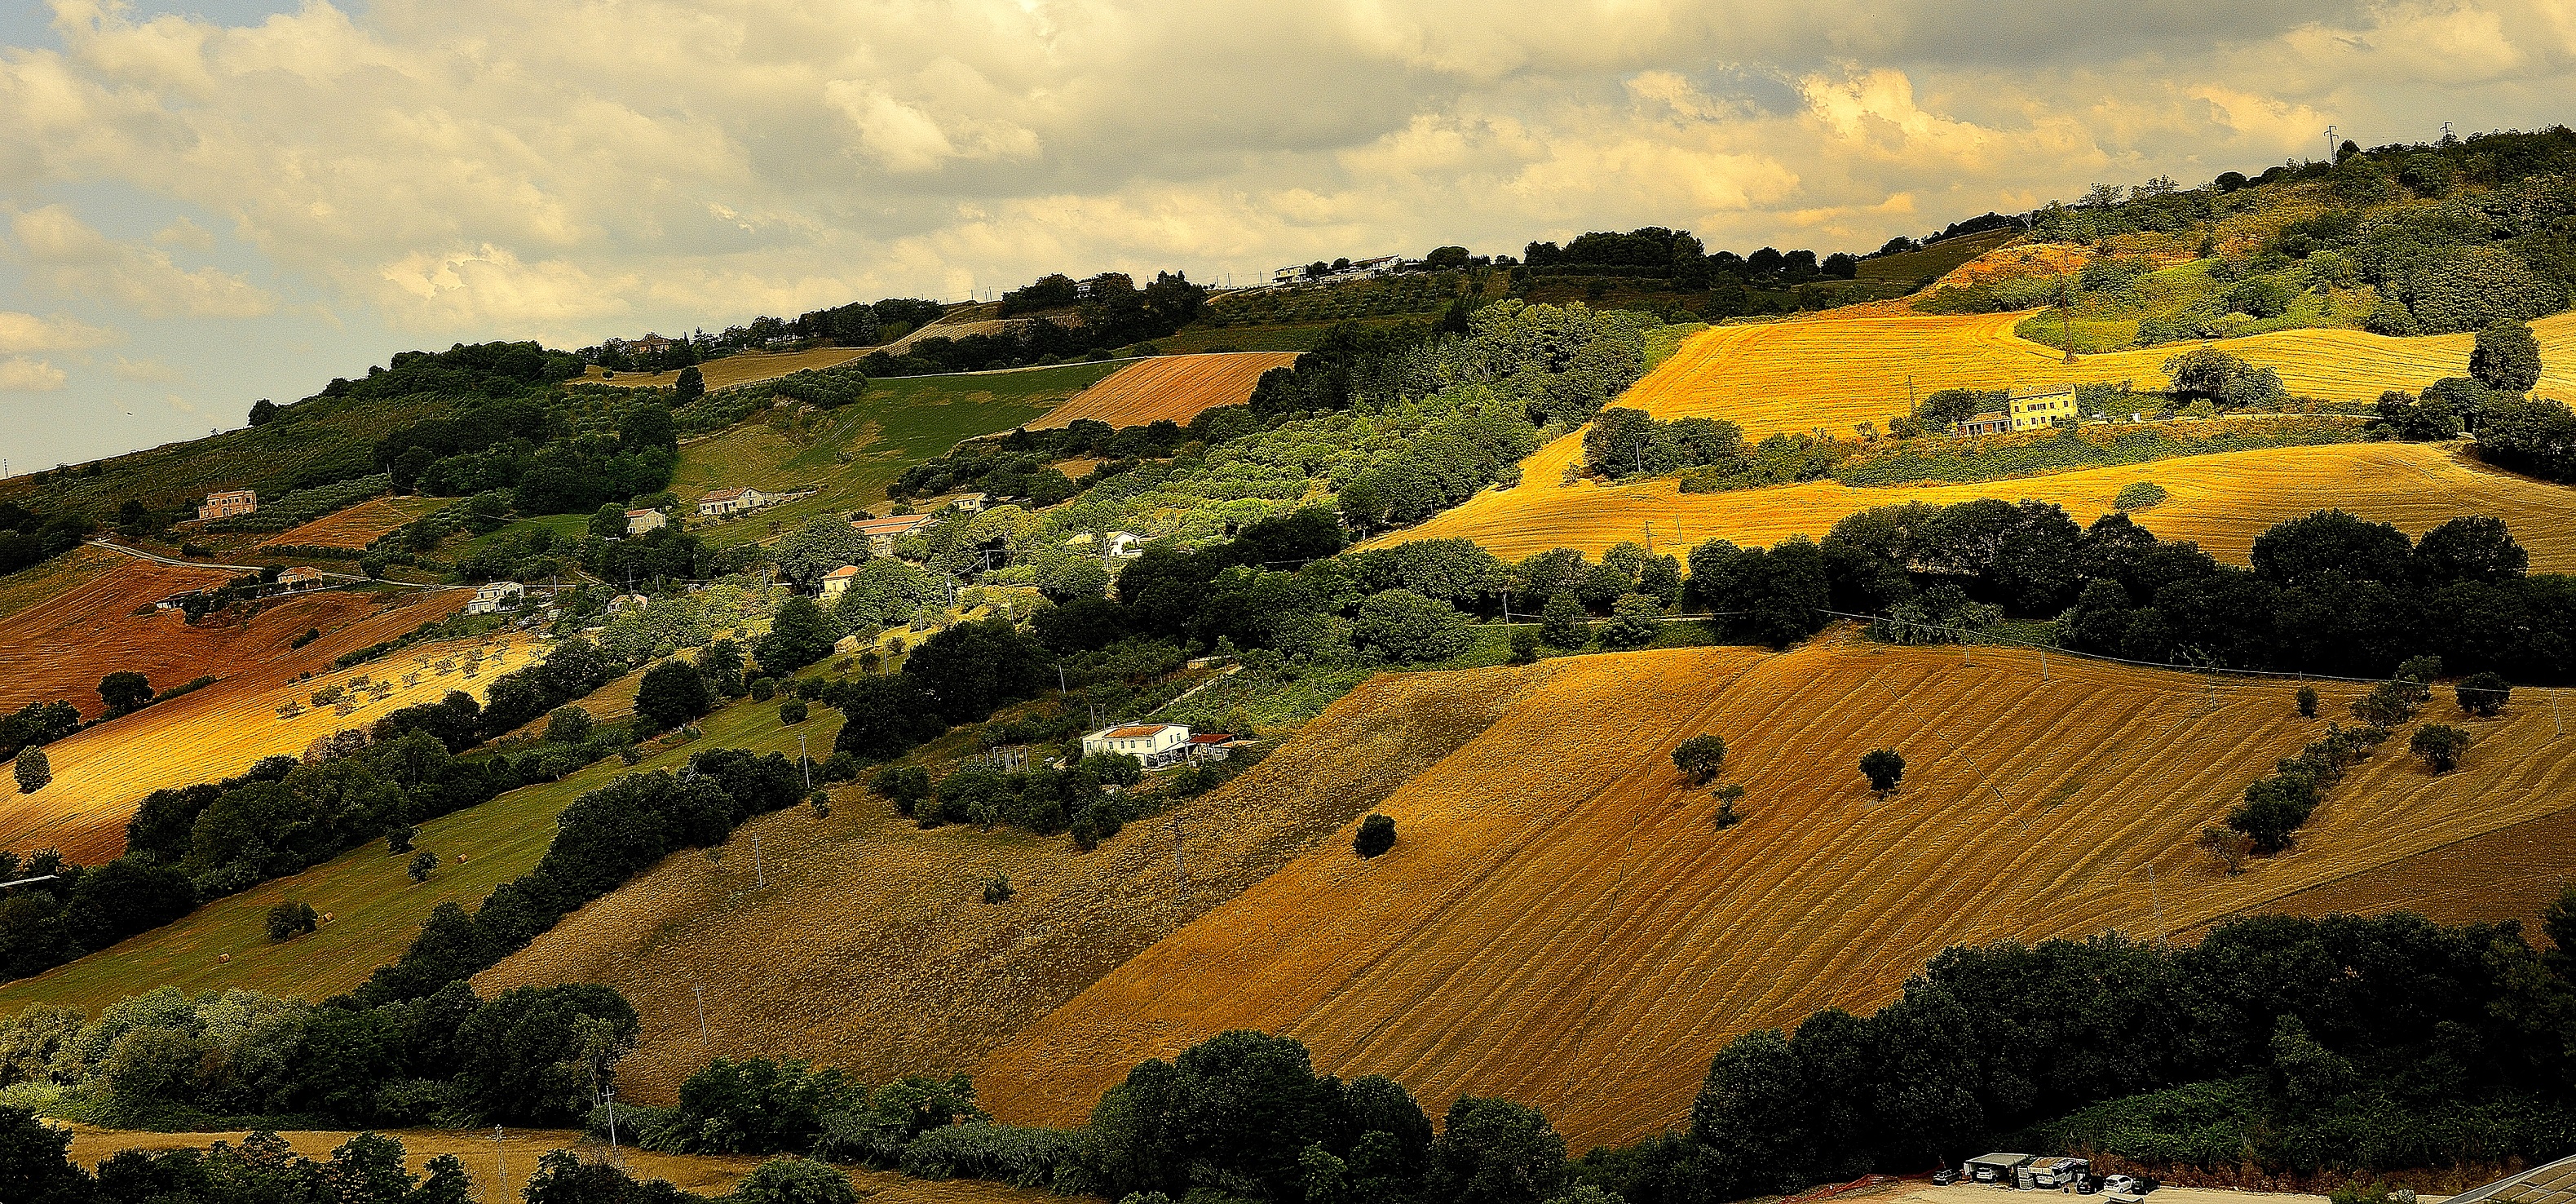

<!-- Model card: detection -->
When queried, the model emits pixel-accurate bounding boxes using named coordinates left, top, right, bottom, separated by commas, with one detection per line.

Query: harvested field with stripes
left=577, top=345, right=868, bottom=391
left=977, top=640, right=2576, bottom=1146
left=259, top=495, right=450, bottom=550
left=1624, top=311, right=2576, bottom=440
left=1375, top=438, right=2576, bottom=568
left=1030, top=352, right=1301, bottom=429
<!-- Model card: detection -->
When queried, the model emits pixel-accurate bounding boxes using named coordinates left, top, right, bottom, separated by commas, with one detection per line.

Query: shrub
left=409, top=851, right=437, bottom=883
left=2112, top=480, right=2167, bottom=511
left=1672, top=735, right=1729, bottom=784
left=1859, top=748, right=1904, bottom=795
left=1355, top=813, right=1396, bottom=858
left=2410, top=724, right=2472, bottom=772
left=1538, top=594, right=1587, bottom=649
left=731, top=1158, right=856, bottom=1204
left=542, top=706, right=594, bottom=745
left=387, top=823, right=417, bottom=854
left=1597, top=593, right=1663, bottom=649
left=1508, top=626, right=1540, bottom=665
left=2295, top=685, right=2319, bottom=718
left=749, top=676, right=776, bottom=702
left=2455, top=671, right=2512, bottom=717
left=780, top=700, right=809, bottom=725
left=265, top=901, right=318, bottom=941
left=2352, top=680, right=2421, bottom=727
left=13, top=748, right=48, bottom=794
left=983, top=874, right=1014, bottom=904
left=2472, top=321, right=2544, bottom=392
left=1712, top=783, right=1745, bottom=830
left=2197, top=825, right=2255, bottom=875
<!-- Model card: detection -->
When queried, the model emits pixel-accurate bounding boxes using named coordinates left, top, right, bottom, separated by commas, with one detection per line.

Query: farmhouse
left=1064, top=529, right=1147, bottom=559
left=1964, top=1153, right=2033, bottom=1184
left=198, top=489, right=257, bottom=521
left=951, top=491, right=989, bottom=513
left=274, top=565, right=328, bottom=592
left=819, top=564, right=862, bottom=600
left=1955, top=389, right=2078, bottom=436
left=851, top=513, right=935, bottom=557
left=464, top=581, right=525, bottom=615
left=624, top=508, right=666, bottom=536
left=1082, top=722, right=1191, bottom=767
left=697, top=486, right=785, bottom=518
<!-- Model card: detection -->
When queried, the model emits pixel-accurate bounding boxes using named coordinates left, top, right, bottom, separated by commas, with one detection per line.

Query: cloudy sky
left=2, top=0, right=2572, bottom=469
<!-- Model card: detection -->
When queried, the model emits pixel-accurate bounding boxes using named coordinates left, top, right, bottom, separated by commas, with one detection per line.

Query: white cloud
left=0, top=356, right=68, bottom=391
left=109, top=356, right=184, bottom=383
left=11, top=205, right=277, bottom=318
left=0, top=310, right=119, bottom=352
left=153, top=217, right=215, bottom=251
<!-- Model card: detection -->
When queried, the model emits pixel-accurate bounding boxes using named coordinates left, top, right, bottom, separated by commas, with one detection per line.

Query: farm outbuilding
left=1964, top=1153, right=2033, bottom=1184
left=1081, top=722, right=1191, bottom=766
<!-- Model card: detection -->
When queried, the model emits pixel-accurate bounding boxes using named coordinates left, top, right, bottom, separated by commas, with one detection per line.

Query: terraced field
left=0, top=679, right=815, bottom=1012
left=977, top=640, right=2576, bottom=1147
left=1379, top=437, right=2576, bottom=568
left=1624, top=310, right=2576, bottom=439
left=259, top=496, right=451, bottom=550
left=1030, top=352, right=1301, bottom=429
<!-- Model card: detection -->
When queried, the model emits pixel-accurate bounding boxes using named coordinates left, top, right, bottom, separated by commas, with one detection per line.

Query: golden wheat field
left=2223, top=800, right=2576, bottom=935
left=259, top=496, right=450, bottom=550
left=0, top=621, right=512, bottom=863
left=1028, top=352, right=1301, bottom=430
left=475, top=666, right=1544, bottom=1104
left=976, top=640, right=2576, bottom=1147
left=1378, top=437, right=2576, bottom=567
left=60, top=1123, right=1052, bottom=1204
left=1624, top=311, right=2576, bottom=440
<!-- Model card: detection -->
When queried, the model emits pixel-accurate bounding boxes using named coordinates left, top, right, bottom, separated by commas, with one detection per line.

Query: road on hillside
left=83, top=538, right=462, bottom=591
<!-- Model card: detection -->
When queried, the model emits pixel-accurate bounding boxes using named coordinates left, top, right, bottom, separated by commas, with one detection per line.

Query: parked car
left=2101, top=1176, right=2143, bottom=1195
left=1934, top=1170, right=1960, bottom=1186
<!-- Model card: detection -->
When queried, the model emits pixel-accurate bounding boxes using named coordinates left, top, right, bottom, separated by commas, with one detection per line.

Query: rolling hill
left=974, top=639, right=2576, bottom=1146
left=1375, top=436, right=2576, bottom=567
left=1028, top=352, right=1301, bottom=429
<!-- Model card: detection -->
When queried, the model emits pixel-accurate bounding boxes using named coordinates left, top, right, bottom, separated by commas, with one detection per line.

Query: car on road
left=1934, top=1170, right=1960, bottom=1186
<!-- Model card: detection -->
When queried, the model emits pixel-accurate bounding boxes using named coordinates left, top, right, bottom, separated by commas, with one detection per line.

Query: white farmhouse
left=465, top=581, right=525, bottom=615
left=1081, top=722, right=1192, bottom=767
left=624, top=508, right=667, bottom=536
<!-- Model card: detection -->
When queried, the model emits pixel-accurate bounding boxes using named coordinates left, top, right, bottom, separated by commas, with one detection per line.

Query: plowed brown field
left=475, top=666, right=1549, bottom=1104
left=260, top=496, right=449, bottom=550
left=1623, top=311, right=2576, bottom=440
left=0, top=563, right=479, bottom=861
left=977, top=640, right=2576, bottom=1146
left=1030, top=352, right=1301, bottom=430
left=1374, top=438, right=2576, bottom=568
left=2217, top=801, right=2576, bottom=935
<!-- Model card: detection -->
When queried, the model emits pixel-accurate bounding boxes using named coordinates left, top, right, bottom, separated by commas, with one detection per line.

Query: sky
left=4, top=0, right=2575, bottom=471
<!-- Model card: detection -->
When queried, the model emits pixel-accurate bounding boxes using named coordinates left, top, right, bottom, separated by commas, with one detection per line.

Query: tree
left=2295, top=686, right=2318, bottom=718
left=1508, top=626, right=1540, bottom=665
left=1355, top=813, right=1396, bottom=858
left=409, top=851, right=438, bottom=882
left=901, top=618, right=1051, bottom=724
left=97, top=671, right=152, bottom=717
left=1859, top=748, right=1904, bottom=796
left=731, top=1157, right=857, bottom=1204
left=2197, top=825, right=2255, bottom=875
left=2410, top=724, right=2472, bottom=772
left=755, top=595, right=838, bottom=675
left=1691, top=1028, right=1809, bottom=1194
left=247, top=398, right=280, bottom=426
left=0, top=1104, right=96, bottom=1204
left=1597, top=593, right=1662, bottom=649
left=1672, top=734, right=1728, bottom=784
left=2456, top=671, right=2512, bottom=717
left=1538, top=593, right=1587, bottom=649
left=2471, top=321, right=2543, bottom=393
left=1352, top=590, right=1472, bottom=663
left=387, top=823, right=416, bottom=854
left=779, top=700, right=809, bottom=725
left=13, top=749, right=47, bottom=795
left=1428, top=1096, right=1570, bottom=1204
left=2352, top=679, right=2421, bottom=728
left=771, top=516, right=874, bottom=592
left=266, top=901, right=318, bottom=941
left=545, top=706, right=595, bottom=744
left=635, top=659, right=713, bottom=733
left=675, top=365, right=705, bottom=403
left=590, top=502, right=630, bottom=542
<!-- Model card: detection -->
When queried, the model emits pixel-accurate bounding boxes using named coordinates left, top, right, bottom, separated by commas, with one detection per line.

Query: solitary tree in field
left=1354, top=813, right=1397, bottom=858
left=266, top=901, right=318, bottom=940
left=409, top=851, right=438, bottom=883
left=97, top=671, right=153, bottom=716
left=635, top=659, right=713, bottom=732
left=13, top=748, right=48, bottom=795
left=2197, top=825, right=2255, bottom=875
left=1712, top=783, right=1746, bottom=830
left=2410, top=724, right=2472, bottom=772
left=675, top=365, right=706, bottom=404
left=1859, top=748, right=1905, bottom=797
left=1672, top=735, right=1729, bottom=784
left=2471, top=321, right=2543, bottom=394
left=2455, top=671, right=2512, bottom=717
left=2295, top=686, right=2318, bottom=718
left=386, top=823, right=416, bottom=854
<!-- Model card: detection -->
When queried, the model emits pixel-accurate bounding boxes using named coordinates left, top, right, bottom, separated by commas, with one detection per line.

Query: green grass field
left=679, top=362, right=1123, bottom=547
left=457, top=512, right=593, bottom=556
left=1856, top=227, right=2018, bottom=285
left=0, top=684, right=838, bottom=1015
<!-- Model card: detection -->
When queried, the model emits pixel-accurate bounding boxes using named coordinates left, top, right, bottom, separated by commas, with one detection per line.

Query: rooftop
left=1102, top=724, right=1172, bottom=740
left=700, top=486, right=749, bottom=502
left=822, top=564, right=860, bottom=579
left=2450, top=1155, right=2576, bottom=1204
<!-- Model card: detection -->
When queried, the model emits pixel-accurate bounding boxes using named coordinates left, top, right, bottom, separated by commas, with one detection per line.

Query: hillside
left=1029, top=352, right=1301, bottom=429
left=471, top=665, right=1546, bottom=1103
left=1376, top=436, right=2576, bottom=567
left=1622, top=310, right=2576, bottom=440
left=975, top=640, right=2576, bottom=1147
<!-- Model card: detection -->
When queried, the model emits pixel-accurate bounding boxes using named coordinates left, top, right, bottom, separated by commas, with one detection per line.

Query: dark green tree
left=1858, top=748, right=1904, bottom=795
left=2455, top=671, right=2512, bottom=716
left=590, top=502, right=630, bottom=542
left=1672, top=735, right=1728, bottom=783
left=1427, top=1096, right=1569, bottom=1204
left=1538, top=593, right=1587, bottom=649
left=1691, top=1028, right=1810, bottom=1194
left=2471, top=321, right=2543, bottom=393
left=1355, top=813, right=1396, bottom=858
left=754, top=595, right=837, bottom=675
left=14, top=749, right=49, bottom=795
left=1353, top=590, right=1472, bottom=663
left=1597, top=593, right=1662, bottom=650
left=635, top=659, right=713, bottom=733
left=2295, top=685, right=2318, bottom=718
left=96, top=671, right=152, bottom=717
left=2410, top=724, right=2472, bottom=772
left=675, top=365, right=705, bottom=404
left=266, top=900, right=318, bottom=940
left=409, top=850, right=437, bottom=882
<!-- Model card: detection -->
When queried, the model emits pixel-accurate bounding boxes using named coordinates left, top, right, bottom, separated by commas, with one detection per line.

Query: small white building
left=851, top=513, right=935, bottom=558
left=607, top=593, right=649, bottom=613
left=696, top=485, right=784, bottom=518
left=951, top=492, right=989, bottom=513
left=625, top=508, right=666, bottom=536
left=819, top=564, right=862, bottom=600
left=275, top=565, right=329, bottom=592
left=1065, top=530, right=1146, bottom=559
left=465, top=581, right=525, bottom=615
left=1082, top=722, right=1192, bottom=767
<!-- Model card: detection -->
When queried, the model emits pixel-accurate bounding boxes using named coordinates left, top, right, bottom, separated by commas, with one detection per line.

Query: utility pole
left=2325, top=124, right=2338, bottom=162
left=602, top=1087, right=621, bottom=1165
left=692, top=984, right=709, bottom=1044
left=493, top=1126, right=507, bottom=1193
left=798, top=735, right=811, bottom=790
left=752, top=834, right=766, bottom=888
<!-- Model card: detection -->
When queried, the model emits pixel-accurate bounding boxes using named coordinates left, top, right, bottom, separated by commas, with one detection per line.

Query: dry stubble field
left=1626, top=311, right=2576, bottom=439
left=979, top=640, right=2576, bottom=1147
left=1028, top=352, right=1301, bottom=429
left=258, top=496, right=452, bottom=550
left=1378, top=436, right=2576, bottom=567
left=475, top=666, right=1549, bottom=1104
